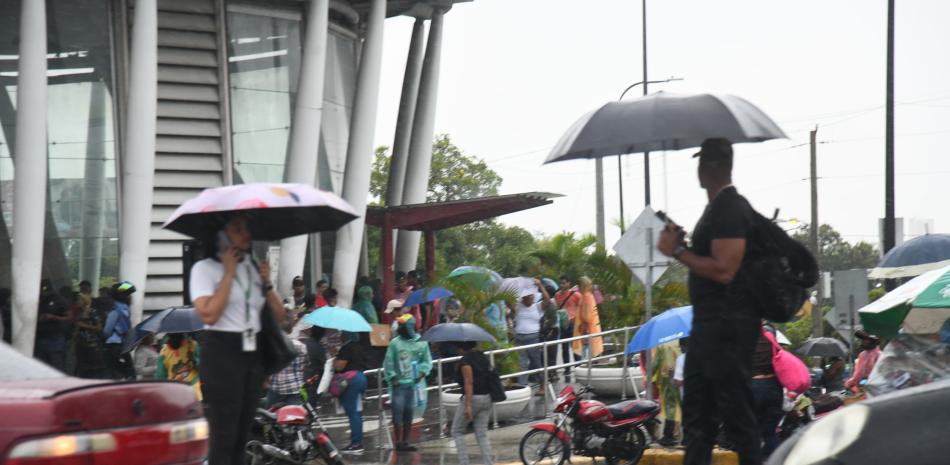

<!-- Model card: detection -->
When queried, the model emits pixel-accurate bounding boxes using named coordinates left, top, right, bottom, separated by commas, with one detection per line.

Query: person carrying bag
left=190, top=217, right=288, bottom=465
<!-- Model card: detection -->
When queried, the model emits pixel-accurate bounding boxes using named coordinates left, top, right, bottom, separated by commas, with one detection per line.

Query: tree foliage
left=791, top=224, right=879, bottom=271
left=369, top=134, right=538, bottom=275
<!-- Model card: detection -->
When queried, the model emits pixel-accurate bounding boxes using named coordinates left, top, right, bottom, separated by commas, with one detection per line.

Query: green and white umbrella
left=859, top=264, right=950, bottom=338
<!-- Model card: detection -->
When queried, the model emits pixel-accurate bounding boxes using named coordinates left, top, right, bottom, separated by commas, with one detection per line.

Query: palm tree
left=529, top=232, right=599, bottom=280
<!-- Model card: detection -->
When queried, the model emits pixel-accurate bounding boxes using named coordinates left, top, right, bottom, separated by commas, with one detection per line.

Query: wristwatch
left=672, top=244, right=687, bottom=259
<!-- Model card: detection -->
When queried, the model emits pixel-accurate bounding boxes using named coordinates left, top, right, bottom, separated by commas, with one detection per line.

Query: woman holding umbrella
left=190, top=216, right=286, bottom=465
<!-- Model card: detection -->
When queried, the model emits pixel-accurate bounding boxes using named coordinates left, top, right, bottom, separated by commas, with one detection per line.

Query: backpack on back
left=743, top=210, right=820, bottom=322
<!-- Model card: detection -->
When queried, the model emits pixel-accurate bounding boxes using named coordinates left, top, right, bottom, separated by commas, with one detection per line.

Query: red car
left=0, top=342, right=208, bottom=465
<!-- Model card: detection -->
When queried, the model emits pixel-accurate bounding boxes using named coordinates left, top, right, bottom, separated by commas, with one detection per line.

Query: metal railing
left=362, top=325, right=642, bottom=446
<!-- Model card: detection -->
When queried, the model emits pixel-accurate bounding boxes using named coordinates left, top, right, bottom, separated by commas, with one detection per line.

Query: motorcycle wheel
left=519, top=429, right=569, bottom=465
left=605, top=427, right=647, bottom=465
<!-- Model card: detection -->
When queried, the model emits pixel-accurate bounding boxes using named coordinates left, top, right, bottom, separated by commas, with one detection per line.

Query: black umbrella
left=797, top=337, right=849, bottom=358
left=122, top=306, right=204, bottom=353
left=869, top=233, right=950, bottom=279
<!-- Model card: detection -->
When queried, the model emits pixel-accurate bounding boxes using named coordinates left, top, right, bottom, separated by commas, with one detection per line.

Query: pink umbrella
left=162, top=183, right=358, bottom=241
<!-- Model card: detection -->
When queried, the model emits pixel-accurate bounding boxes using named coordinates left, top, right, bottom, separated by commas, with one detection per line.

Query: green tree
left=792, top=224, right=879, bottom=271
left=369, top=134, right=538, bottom=274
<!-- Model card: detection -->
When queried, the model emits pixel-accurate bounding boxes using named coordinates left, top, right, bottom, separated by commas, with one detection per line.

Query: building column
left=119, top=0, right=158, bottom=325
left=386, top=17, right=426, bottom=209
left=383, top=18, right=426, bottom=259
left=80, top=82, right=109, bottom=288
left=331, top=0, right=385, bottom=307
left=11, top=0, right=48, bottom=355
left=278, top=0, right=330, bottom=296
left=396, top=8, right=445, bottom=273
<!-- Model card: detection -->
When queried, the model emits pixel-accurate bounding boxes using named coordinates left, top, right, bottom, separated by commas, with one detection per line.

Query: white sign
left=613, top=206, right=671, bottom=286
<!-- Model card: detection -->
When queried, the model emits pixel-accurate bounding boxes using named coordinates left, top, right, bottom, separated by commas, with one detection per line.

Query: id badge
left=242, top=329, right=256, bottom=352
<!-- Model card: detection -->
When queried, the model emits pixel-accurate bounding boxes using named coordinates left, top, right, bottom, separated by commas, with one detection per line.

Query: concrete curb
left=494, top=448, right=738, bottom=465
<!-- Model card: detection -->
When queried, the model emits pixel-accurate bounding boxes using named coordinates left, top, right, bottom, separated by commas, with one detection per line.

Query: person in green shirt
left=352, top=285, right=378, bottom=324
left=384, top=314, right=432, bottom=452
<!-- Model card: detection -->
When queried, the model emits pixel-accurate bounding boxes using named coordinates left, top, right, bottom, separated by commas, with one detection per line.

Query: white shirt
left=514, top=300, right=543, bottom=335
left=674, top=353, right=686, bottom=398
left=190, top=257, right=264, bottom=333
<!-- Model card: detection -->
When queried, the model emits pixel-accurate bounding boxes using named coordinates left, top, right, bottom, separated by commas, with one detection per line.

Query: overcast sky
left=372, top=0, right=950, bottom=251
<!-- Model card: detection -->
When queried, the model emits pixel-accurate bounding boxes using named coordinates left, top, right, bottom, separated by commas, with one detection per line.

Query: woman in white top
left=511, top=278, right=550, bottom=386
left=190, top=216, right=286, bottom=465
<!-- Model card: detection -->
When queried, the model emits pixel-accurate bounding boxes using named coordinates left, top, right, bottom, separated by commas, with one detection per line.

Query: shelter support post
left=424, top=230, right=436, bottom=281
left=382, top=213, right=395, bottom=305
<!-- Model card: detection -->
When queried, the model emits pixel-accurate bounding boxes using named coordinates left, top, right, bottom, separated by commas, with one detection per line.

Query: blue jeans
left=267, top=391, right=304, bottom=407
left=515, top=332, right=542, bottom=386
left=341, top=371, right=367, bottom=445
left=390, top=383, right=416, bottom=427
left=751, top=378, right=784, bottom=458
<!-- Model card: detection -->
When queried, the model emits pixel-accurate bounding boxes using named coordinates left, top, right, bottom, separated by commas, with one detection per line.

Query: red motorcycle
left=519, top=385, right=660, bottom=465
left=246, top=377, right=344, bottom=465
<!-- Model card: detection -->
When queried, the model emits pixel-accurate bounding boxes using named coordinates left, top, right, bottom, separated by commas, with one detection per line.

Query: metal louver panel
left=144, top=0, right=230, bottom=311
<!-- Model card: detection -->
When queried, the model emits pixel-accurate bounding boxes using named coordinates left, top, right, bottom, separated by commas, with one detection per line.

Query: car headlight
left=784, top=404, right=869, bottom=465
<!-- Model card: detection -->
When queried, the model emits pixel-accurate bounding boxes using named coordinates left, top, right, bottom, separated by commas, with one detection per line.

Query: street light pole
left=615, top=76, right=682, bottom=233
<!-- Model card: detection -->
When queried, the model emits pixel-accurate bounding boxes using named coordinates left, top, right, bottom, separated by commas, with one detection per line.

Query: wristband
left=672, top=244, right=687, bottom=259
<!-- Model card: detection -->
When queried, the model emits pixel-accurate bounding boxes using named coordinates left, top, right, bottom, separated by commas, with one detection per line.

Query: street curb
left=494, top=448, right=738, bottom=465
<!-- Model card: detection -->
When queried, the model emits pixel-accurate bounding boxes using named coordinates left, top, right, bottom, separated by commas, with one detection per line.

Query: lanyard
left=233, top=261, right=254, bottom=326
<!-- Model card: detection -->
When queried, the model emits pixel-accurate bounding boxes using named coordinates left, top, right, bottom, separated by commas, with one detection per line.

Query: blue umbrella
left=421, top=323, right=496, bottom=343
left=402, top=286, right=454, bottom=308
left=302, top=306, right=372, bottom=332
left=122, top=306, right=203, bottom=353
left=626, top=306, right=693, bottom=354
left=870, top=234, right=950, bottom=279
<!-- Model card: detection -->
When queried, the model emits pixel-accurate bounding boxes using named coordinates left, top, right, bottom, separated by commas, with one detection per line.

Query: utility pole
left=641, top=0, right=651, bottom=207
left=595, top=158, right=606, bottom=248
left=883, top=0, right=896, bottom=290
left=810, top=127, right=823, bottom=337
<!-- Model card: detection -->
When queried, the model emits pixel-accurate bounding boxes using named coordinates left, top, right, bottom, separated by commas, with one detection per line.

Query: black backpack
left=742, top=210, right=820, bottom=322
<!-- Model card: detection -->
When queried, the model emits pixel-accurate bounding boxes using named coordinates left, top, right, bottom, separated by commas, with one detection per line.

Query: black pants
left=683, top=315, right=762, bottom=465
left=199, top=331, right=264, bottom=465
left=751, top=378, right=784, bottom=458
left=104, top=343, right=135, bottom=380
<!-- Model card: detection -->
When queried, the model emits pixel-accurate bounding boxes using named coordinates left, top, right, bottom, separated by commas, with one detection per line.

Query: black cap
left=693, top=138, right=733, bottom=168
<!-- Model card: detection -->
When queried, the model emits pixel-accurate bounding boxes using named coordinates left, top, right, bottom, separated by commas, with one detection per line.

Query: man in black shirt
left=657, top=138, right=762, bottom=465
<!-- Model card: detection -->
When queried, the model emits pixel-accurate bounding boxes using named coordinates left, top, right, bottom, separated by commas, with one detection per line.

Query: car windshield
left=0, top=342, right=64, bottom=381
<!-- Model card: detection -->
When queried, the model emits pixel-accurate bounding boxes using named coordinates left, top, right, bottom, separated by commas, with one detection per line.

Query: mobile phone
left=655, top=210, right=674, bottom=225
left=217, top=230, right=244, bottom=259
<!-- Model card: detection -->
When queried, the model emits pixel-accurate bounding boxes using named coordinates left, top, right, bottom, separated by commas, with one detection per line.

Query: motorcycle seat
left=607, top=400, right=659, bottom=421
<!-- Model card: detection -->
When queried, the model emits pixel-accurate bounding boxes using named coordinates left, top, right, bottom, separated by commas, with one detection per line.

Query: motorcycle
left=246, top=377, right=344, bottom=465
left=776, top=390, right=845, bottom=439
left=519, top=385, right=660, bottom=465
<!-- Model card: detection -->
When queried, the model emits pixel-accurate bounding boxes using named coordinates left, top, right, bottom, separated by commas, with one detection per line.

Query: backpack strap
left=762, top=329, right=781, bottom=356
left=557, top=291, right=576, bottom=310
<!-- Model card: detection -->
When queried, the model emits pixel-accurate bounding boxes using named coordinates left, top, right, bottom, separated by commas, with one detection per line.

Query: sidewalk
left=340, top=422, right=738, bottom=465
